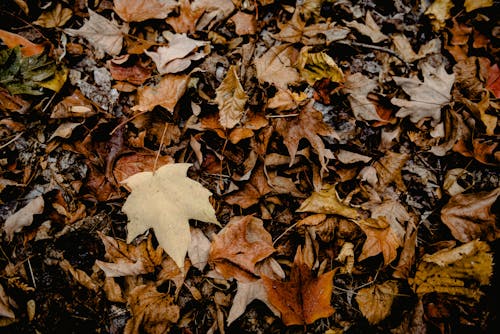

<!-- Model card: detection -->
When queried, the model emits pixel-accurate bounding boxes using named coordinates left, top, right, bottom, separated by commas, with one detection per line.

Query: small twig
left=0, top=132, right=24, bottom=149
left=335, top=40, right=410, bottom=69
left=27, top=258, right=37, bottom=289
left=110, top=110, right=148, bottom=135
left=153, top=122, right=169, bottom=174
left=273, top=221, right=299, bottom=246
left=266, top=113, right=299, bottom=118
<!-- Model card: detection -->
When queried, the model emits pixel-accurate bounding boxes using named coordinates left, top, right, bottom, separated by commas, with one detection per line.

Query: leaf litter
left=0, top=0, right=499, bottom=333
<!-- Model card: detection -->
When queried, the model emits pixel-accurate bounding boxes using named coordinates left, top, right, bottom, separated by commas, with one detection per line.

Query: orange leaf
left=0, top=29, right=44, bottom=56
left=358, top=217, right=403, bottom=266
left=225, top=164, right=272, bottom=209
left=166, top=0, right=204, bottom=34
left=486, top=63, right=500, bottom=98
left=262, top=247, right=335, bottom=325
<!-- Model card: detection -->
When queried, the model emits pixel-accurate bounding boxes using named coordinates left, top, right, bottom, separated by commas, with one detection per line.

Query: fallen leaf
left=121, top=163, right=220, bottom=268
left=187, top=227, right=211, bottom=271
left=113, top=152, right=173, bottom=183
left=345, top=11, right=387, bottom=43
left=372, top=150, right=409, bottom=192
left=215, top=65, right=248, bottom=129
left=209, top=215, right=276, bottom=282
left=48, top=121, right=82, bottom=141
left=225, top=164, right=273, bottom=209
left=254, top=43, right=300, bottom=88
left=485, top=63, right=500, bottom=98
left=343, top=73, right=381, bottom=121
left=166, top=0, right=205, bottom=34
left=441, top=188, right=500, bottom=242
left=411, top=240, right=493, bottom=301
left=229, top=11, right=257, bottom=36
left=227, top=280, right=280, bottom=325
left=297, top=47, right=344, bottom=86
left=357, top=217, right=403, bottom=266
left=0, top=283, right=15, bottom=319
left=464, top=0, right=493, bottom=12
left=50, top=90, right=96, bottom=118
left=297, top=184, right=360, bottom=219
left=59, top=259, right=99, bottom=291
left=33, top=3, right=72, bottom=28
left=124, top=285, right=180, bottom=334
left=3, top=196, right=44, bottom=241
left=355, top=281, right=398, bottom=325
left=0, top=29, right=44, bottom=56
left=65, top=9, right=128, bottom=56
left=262, top=247, right=335, bottom=326
left=114, top=0, right=177, bottom=22
left=274, top=100, right=336, bottom=173
left=107, top=59, right=152, bottom=85
left=392, top=62, right=455, bottom=124
left=132, top=74, right=190, bottom=113
left=425, top=0, right=453, bottom=31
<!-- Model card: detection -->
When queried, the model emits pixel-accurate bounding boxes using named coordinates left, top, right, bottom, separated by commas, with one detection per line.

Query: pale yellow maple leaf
left=297, top=47, right=344, bottom=86
left=355, top=281, right=398, bottom=325
left=297, top=184, right=360, bottom=219
left=215, top=65, right=248, bottom=129
left=121, top=163, right=220, bottom=268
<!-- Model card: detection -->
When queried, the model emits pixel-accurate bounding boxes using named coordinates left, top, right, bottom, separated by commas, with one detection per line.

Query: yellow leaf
left=355, top=281, right=398, bottom=325
left=298, top=47, right=344, bottom=86
left=121, top=163, right=220, bottom=268
left=464, top=0, right=493, bottom=12
left=297, top=184, right=360, bottom=219
left=425, top=0, right=454, bottom=31
left=34, top=3, right=72, bottom=28
left=215, top=65, right=248, bottom=129
left=39, top=67, right=68, bottom=92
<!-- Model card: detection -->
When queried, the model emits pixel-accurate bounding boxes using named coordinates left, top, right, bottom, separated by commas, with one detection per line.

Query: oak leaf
left=209, top=215, right=276, bottom=282
left=297, top=184, right=360, bottom=219
left=441, top=188, right=500, bottom=242
left=132, top=74, right=190, bottom=113
left=255, top=43, right=300, bottom=88
left=121, top=163, right=219, bottom=268
left=113, top=0, right=176, bottom=22
left=357, top=217, right=403, bottom=266
left=65, top=10, right=128, bottom=56
left=262, top=247, right=335, bottom=326
left=274, top=100, right=337, bottom=173
left=215, top=65, right=248, bottom=129
left=355, top=281, right=398, bottom=325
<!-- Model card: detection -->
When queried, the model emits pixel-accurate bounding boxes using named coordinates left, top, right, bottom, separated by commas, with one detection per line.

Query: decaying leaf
left=441, top=188, right=500, bottom=242
left=464, top=0, right=493, bottom=12
left=297, top=184, right=360, bottom=219
left=3, top=196, right=44, bottom=241
left=209, top=215, right=276, bottom=282
left=121, top=163, right=219, bottom=268
left=113, top=0, right=177, bottom=22
left=131, top=74, right=190, bottom=113
left=65, top=9, right=128, bottom=56
left=124, top=285, right=180, bottom=334
left=357, top=217, right=403, bottom=266
left=355, top=281, right=398, bottom=325
left=262, top=247, right=335, bottom=326
left=215, top=65, right=248, bottom=129
left=33, top=3, right=72, bottom=28
left=425, top=0, right=453, bottom=31
left=297, top=47, right=344, bottom=86
left=411, top=240, right=493, bottom=301
left=372, top=151, right=409, bottom=192
left=254, top=43, right=300, bottom=88
left=225, top=164, right=272, bottom=209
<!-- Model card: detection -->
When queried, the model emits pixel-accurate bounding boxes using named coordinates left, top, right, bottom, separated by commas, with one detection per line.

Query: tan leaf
left=441, top=188, right=500, bottom=242
left=272, top=11, right=305, bottom=43
left=262, top=247, right=335, bottom=326
left=355, top=281, right=398, bottom=325
left=297, top=185, right=359, bottom=219
left=411, top=240, right=493, bottom=301
left=357, top=217, right=403, bottom=266
left=113, top=153, right=174, bottom=184
left=215, top=65, right=248, bottom=129
left=166, top=0, right=204, bottom=34
left=59, top=260, right=99, bottom=291
left=121, top=163, right=219, bottom=268
left=392, top=62, right=454, bottom=124
left=254, top=43, right=300, bottom=88
left=343, top=73, right=381, bottom=121
left=187, top=227, right=211, bottom=271
left=209, top=215, right=276, bottom=282
left=297, top=47, right=344, bottom=86
left=33, top=3, right=72, bottom=28
left=0, top=283, right=14, bottom=319
left=124, top=285, right=179, bottom=334
left=372, top=151, right=409, bottom=192
left=107, top=59, right=152, bottom=85
left=225, top=164, right=273, bottom=209
left=274, top=100, right=336, bottom=173
left=345, top=11, right=387, bottom=43
left=3, top=196, right=44, bottom=241
left=50, top=90, right=96, bottom=119
left=230, top=11, right=257, bottom=35
left=64, top=9, right=128, bottom=56
left=113, top=0, right=177, bottom=22
left=464, top=0, right=493, bottom=12
left=425, top=0, right=453, bottom=31
left=132, top=74, right=190, bottom=113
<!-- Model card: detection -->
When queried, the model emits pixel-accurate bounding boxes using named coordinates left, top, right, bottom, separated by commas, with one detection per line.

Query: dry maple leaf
left=113, top=0, right=177, bottom=22
left=343, top=72, right=381, bottom=121
left=209, top=215, right=276, bottom=282
left=121, top=163, right=220, bottom=268
left=274, top=100, right=337, bottom=173
left=262, top=247, right=335, bottom=326
left=391, top=62, right=454, bottom=124
left=441, top=187, right=500, bottom=242
left=65, top=9, right=128, bottom=56
left=345, top=11, right=387, bottom=43
left=225, top=164, right=272, bottom=209
left=254, top=43, right=300, bottom=88
left=131, top=74, right=190, bottom=113
left=372, top=150, right=409, bottom=192
left=297, top=47, right=344, bottom=86
left=124, top=285, right=180, bottom=334
left=297, top=184, right=360, bottom=219
left=33, top=3, right=72, bottom=28
left=425, top=0, right=453, bottom=31
left=166, top=0, right=204, bottom=34
left=357, top=217, right=403, bottom=266
left=215, top=65, right=248, bottom=129
left=355, top=281, right=398, bottom=325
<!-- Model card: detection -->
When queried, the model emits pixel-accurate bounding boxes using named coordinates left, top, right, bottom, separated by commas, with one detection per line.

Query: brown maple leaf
left=274, top=100, right=336, bottom=174
left=357, top=217, right=403, bottom=266
left=166, top=0, right=204, bottom=34
left=262, top=247, right=335, bottom=326
left=225, top=164, right=272, bottom=209
left=208, top=215, right=276, bottom=282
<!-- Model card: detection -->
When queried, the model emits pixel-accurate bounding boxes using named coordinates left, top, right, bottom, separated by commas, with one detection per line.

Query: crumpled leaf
left=357, top=217, right=403, bottom=266
left=166, top=0, right=205, bottom=34
left=209, top=215, right=276, bottom=282
left=59, top=259, right=99, bottom=292
left=345, top=11, right=387, bottom=43
left=425, top=0, right=453, bottom=31
left=124, top=285, right=180, bottom=334
left=441, top=188, right=500, bottom=242
left=391, top=62, right=455, bottom=124
left=255, top=43, right=300, bottom=88
left=113, top=0, right=177, bottom=22
left=373, top=150, right=409, bottom=192
left=121, top=163, right=220, bottom=268
left=464, top=0, right=493, bottom=12
left=297, top=184, right=360, bottom=219
left=95, top=233, right=164, bottom=277
left=411, top=240, right=493, bottom=301
left=227, top=280, right=280, bottom=325
left=33, top=3, right=72, bottom=28
left=65, top=9, right=128, bottom=56
left=274, top=100, right=337, bottom=173
left=355, top=281, right=398, bottom=325
left=145, top=33, right=208, bottom=74
left=131, top=74, right=190, bottom=113
left=297, top=47, right=344, bottom=86
left=3, top=196, right=44, bottom=241
left=343, top=72, right=381, bottom=121
left=262, top=247, right=335, bottom=326
left=215, top=65, right=248, bottom=129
